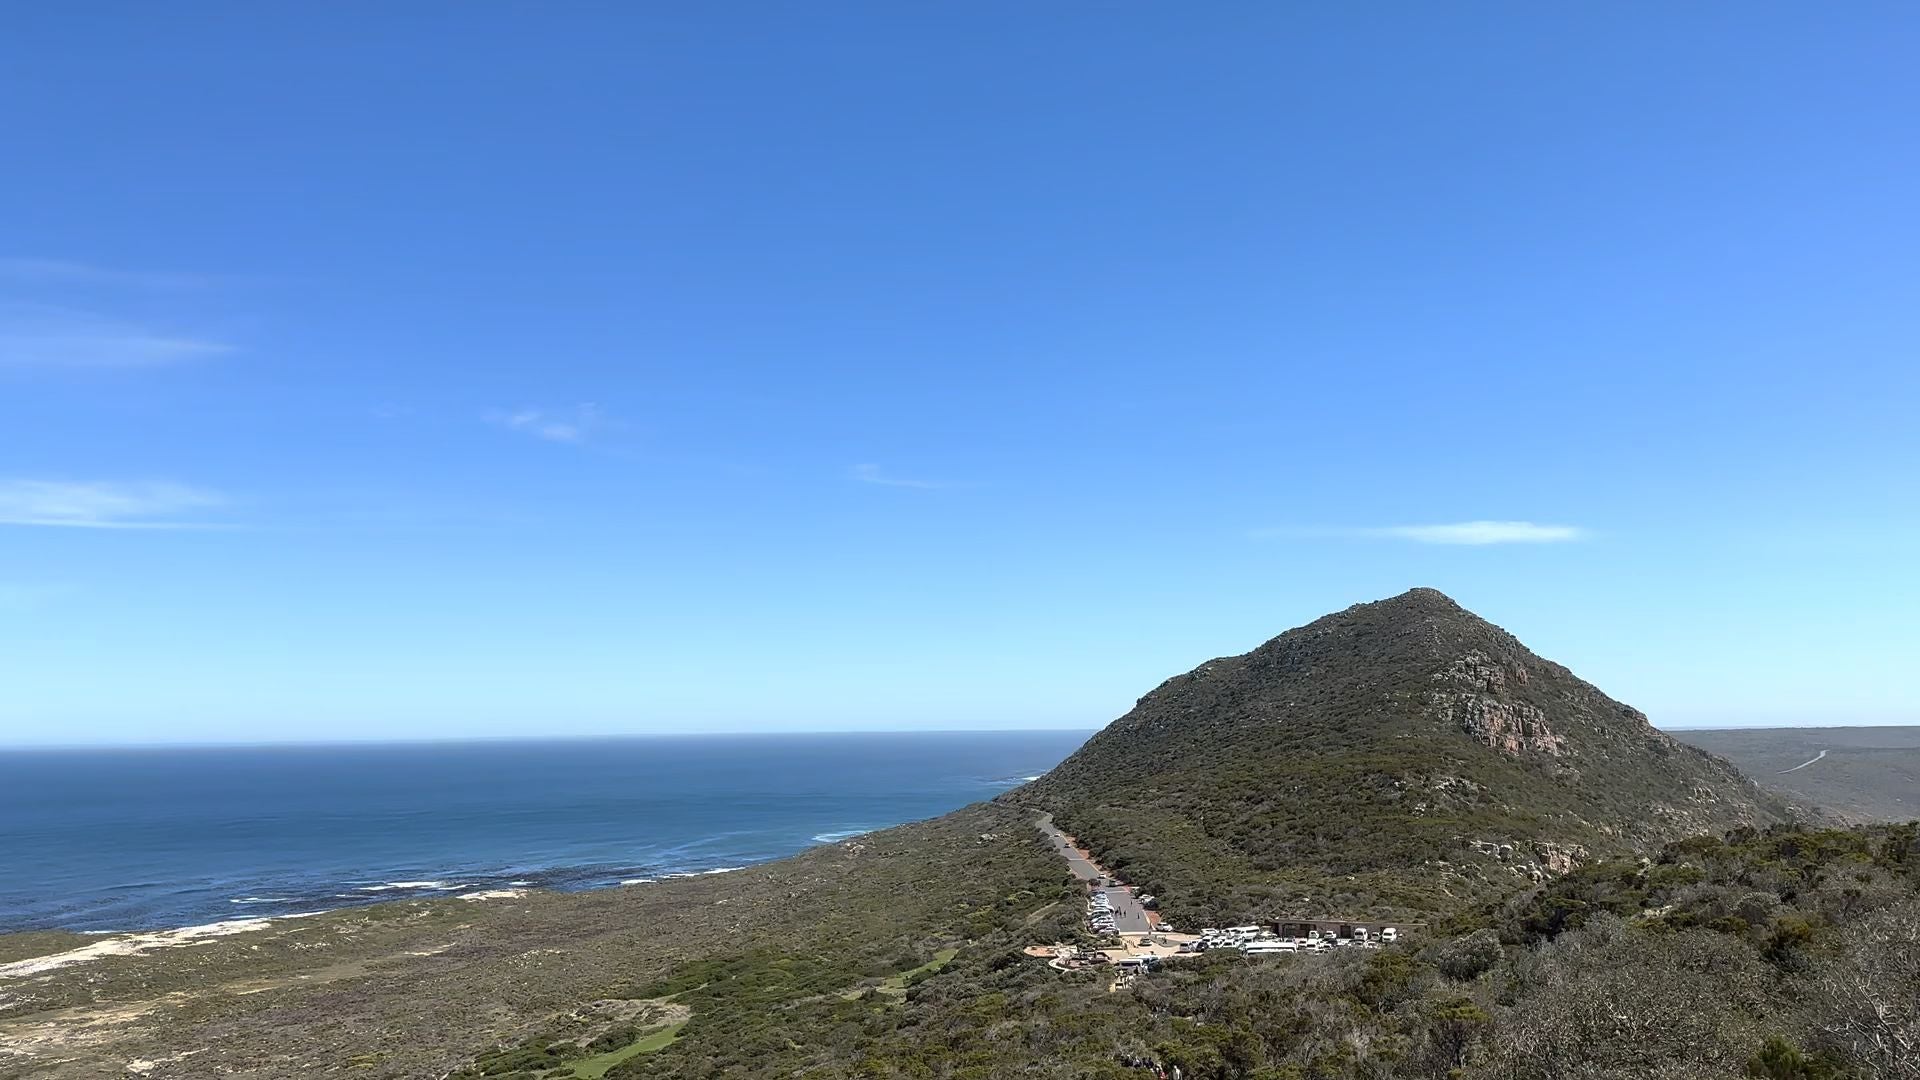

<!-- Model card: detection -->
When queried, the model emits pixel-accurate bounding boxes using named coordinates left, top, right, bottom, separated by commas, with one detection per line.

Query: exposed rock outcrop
left=1430, top=650, right=1569, bottom=756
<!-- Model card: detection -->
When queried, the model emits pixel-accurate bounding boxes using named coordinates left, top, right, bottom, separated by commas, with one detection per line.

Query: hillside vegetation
left=521, top=819, right=1920, bottom=1080
left=1015, top=588, right=1799, bottom=925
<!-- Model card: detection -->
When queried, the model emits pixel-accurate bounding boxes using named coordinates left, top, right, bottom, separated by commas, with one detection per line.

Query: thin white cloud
left=1258, top=520, right=1589, bottom=545
left=1372, top=521, right=1588, bottom=545
left=850, top=463, right=945, bottom=489
left=0, top=305, right=233, bottom=369
left=0, top=258, right=210, bottom=290
left=485, top=404, right=602, bottom=444
left=0, top=480, right=227, bottom=529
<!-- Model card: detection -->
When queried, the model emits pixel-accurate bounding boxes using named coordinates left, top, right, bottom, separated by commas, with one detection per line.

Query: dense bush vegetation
left=597, top=821, right=1918, bottom=1080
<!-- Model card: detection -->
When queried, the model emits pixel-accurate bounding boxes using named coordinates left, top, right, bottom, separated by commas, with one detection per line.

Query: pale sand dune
left=0, top=911, right=332, bottom=980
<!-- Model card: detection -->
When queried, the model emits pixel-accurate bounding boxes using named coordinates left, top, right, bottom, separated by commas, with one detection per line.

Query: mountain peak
left=1017, top=590, right=1797, bottom=923
left=1380, top=585, right=1465, bottom=609
left=1333, top=587, right=1484, bottom=630
left=1245, top=587, right=1516, bottom=674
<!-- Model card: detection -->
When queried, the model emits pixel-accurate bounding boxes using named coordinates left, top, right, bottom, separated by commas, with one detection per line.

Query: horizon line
left=3, top=720, right=1917, bottom=753
left=0, top=727, right=1108, bottom=752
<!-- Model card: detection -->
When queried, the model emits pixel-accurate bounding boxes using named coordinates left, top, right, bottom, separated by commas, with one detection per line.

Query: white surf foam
left=456, top=889, right=527, bottom=901
left=811, top=829, right=871, bottom=844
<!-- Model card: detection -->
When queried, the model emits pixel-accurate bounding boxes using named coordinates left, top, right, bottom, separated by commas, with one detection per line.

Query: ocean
left=0, top=730, right=1089, bottom=934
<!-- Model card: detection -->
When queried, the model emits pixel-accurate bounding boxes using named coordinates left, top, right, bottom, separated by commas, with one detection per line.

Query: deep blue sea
left=0, top=731, right=1088, bottom=934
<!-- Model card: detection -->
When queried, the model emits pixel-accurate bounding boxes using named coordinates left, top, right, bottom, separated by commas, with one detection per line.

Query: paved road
left=1780, top=749, right=1829, bottom=774
left=1035, top=813, right=1154, bottom=934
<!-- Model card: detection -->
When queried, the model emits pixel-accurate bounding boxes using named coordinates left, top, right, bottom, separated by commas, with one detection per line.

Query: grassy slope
left=551, top=1019, right=686, bottom=1080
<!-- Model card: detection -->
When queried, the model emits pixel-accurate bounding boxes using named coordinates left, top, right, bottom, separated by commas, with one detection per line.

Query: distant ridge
left=1011, top=588, right=1799, bottom=923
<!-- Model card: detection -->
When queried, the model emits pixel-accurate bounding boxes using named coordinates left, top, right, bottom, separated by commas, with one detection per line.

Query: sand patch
left=0, top=912, right=333, bottom=981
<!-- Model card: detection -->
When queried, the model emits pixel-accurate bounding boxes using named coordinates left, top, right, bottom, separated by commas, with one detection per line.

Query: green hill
left=1014, top=588, right=1800, bottom=924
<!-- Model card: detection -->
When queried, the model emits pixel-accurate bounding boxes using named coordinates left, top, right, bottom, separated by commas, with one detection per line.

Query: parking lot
left=1031, top=813, right=1407, bottom=975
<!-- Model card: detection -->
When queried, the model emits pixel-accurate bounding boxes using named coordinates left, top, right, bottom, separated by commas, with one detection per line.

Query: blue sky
left=3, top=5, right=1916, bottom=746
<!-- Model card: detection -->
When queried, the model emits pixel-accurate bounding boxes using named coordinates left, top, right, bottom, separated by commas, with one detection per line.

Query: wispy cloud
left=850, top=463, right=945, bottom=489
left=0, top=480, right=227, bottom=529
left=1372, top=521, right=1588, bottom=545
left=0, top=304, right=233, bottom=369
left=1256, top=520, right=1589, bottom=545
left=485, top=404, right=603, bottom=444
left=0, top=258, right=211, bottom=290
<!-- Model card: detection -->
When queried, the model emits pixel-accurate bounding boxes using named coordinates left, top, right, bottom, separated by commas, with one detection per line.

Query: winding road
left=1034, top=813, right=1155, bottom=934
left=1780, top=749, right=1829, bottom=774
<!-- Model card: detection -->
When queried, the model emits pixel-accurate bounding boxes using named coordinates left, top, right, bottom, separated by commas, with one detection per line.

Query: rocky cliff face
left=1431, top=651, right=1569, bottom=756
left=1013, top=588, right=1800, bottom=922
